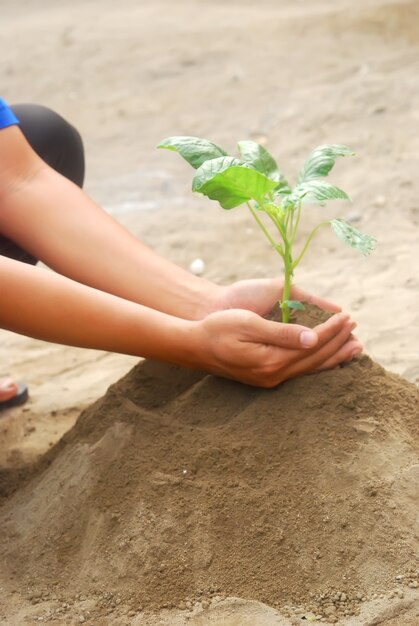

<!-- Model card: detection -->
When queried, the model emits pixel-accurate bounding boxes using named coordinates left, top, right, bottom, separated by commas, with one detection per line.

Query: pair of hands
left=193, top=278, right=361, bottom=387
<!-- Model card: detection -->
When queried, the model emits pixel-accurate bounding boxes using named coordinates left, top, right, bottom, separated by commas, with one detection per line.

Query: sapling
left=158, top=137, right=376, bottom=322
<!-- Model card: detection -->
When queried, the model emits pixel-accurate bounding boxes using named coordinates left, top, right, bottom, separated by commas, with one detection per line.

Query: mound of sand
left=1, top=338, right=417, bottom=623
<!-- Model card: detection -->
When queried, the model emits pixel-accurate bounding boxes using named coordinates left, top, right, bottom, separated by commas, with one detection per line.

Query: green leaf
left=273, top=181, right=293, bottom=196
left=291, top=180, right=350, bottom=205
left=297, top=144, right=355, bottom=184
left=237, top=140, right=291, bottom=189
left=157, top=136, right=228, bottom=169
left=330, top=218, right=376, bottom=255
left=192, top=157, right=278, bottom=209
left=281, top=300, right=305, bottom=311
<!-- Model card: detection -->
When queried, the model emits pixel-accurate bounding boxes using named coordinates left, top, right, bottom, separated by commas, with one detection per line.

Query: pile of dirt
left=0, top=340, right=417, bottom=621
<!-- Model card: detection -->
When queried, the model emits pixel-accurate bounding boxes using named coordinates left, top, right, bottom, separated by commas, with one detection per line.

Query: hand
left=192, top=308, right=361, bottom=388
left=204, top=278, right=341, bottom=318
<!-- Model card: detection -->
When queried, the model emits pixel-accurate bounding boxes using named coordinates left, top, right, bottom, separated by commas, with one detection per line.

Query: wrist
left=187, top=280, right=223, bottom=321
left=164, top=316, right=208, bottom=370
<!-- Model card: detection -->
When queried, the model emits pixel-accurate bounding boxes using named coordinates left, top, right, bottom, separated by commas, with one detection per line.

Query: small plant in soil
left=158, top=136, right=376, bottom=322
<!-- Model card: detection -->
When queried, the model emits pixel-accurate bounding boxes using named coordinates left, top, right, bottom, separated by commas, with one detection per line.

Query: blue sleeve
left=0, top=97, right=19, bottom=129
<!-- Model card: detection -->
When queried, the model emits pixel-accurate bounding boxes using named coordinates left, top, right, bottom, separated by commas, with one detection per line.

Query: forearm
left=0, top=149, right=217, bottom=320
left=0, top=256, right=199, bottom=365
left=0, top=258, right=361, bottom=389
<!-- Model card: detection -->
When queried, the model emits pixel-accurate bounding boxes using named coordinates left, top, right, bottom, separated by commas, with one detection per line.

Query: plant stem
left=247, top=201, right=294, bottom=322
left=246, top=202, right=283, bottom=257
left=281, top=240, right=293, bottom=323
left=285, top=203, right=293, bottom=234
left=292, top=221, right=330, bottom=270
left=266, top=210, right=287, bottom=247
left=290, top=202, right=302, bottom=243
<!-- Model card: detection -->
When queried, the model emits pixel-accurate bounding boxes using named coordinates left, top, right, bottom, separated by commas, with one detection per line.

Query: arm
left=0, top=125, right=344, bottom=322
left=0, top=125, right=217, bottom=321
left=0, top=255, right=194, bottom=362
left=0, top=124, right=362, bottom=387
left=0, top=256, right=360, bottom=388
left=0, top=126, right=344, bottom=323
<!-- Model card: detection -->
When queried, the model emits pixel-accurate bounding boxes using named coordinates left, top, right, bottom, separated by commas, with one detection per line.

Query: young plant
left=158, top=137, right=376, bottom=322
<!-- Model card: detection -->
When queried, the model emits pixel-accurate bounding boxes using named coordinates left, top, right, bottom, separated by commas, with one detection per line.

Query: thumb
left=252, top=317, right=318, bottom=350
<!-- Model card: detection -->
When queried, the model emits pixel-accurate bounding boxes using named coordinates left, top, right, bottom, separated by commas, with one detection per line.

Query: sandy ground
left=1, top=0, right=418, bottom=623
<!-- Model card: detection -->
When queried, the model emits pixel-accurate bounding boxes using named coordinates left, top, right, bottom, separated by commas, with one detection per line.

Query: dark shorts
left=0, top=104, right=85, bottom=264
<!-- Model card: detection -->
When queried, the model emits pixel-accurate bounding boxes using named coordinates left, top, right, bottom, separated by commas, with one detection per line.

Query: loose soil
left=0, top=337, right=417, bottom=624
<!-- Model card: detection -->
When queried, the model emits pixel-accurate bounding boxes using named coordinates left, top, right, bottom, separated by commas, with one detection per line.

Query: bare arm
left=0, top=255, right=196, bottom=362
left=0, top=126, right=344, bottom=322
left=0, top=125, right=217, bottom=320
left=0, top=255, right=359, bottom=387
left=0, top=125, right=362, bottom=387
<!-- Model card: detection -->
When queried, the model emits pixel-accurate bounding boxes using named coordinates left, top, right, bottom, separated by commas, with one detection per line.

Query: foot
left=0, top=377, right=29, bottom=411
left=0, top=377, right=19, bottom=403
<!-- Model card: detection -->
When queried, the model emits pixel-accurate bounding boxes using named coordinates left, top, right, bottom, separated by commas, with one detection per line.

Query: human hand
left=191, top=309, right=361, bottom=388
left=204, top=278, right=341, bottom=318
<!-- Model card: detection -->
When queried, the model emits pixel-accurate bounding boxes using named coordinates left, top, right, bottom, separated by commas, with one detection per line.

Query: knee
left=10, top=103, right=85, bottom=188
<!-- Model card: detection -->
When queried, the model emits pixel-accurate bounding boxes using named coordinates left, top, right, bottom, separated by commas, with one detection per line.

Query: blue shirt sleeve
left=0, top=97, right=19, bottom=129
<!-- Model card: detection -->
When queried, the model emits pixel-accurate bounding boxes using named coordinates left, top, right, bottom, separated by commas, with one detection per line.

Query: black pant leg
left=0, top=104, right=85, bottom=264
left=11, top=103, right=85, bottom=188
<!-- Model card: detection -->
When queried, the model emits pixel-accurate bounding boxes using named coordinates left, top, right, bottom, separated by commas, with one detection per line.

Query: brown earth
left=0, top=339, right=418, bottom=624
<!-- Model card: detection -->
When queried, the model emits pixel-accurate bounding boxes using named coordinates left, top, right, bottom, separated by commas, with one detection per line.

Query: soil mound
left=0, top=346, right=418, bottom=621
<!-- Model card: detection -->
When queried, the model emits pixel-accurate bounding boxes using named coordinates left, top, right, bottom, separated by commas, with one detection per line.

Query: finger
left=315, top=340, right=363, bottom=371
left=247, top=311, right=351, bottom=353
left=284, top=320, right=356, bottom=379
left=250, top=315, right=321, bottom=350
left=290, top=285, right=342, bottom=313
left=313, top=313, right=353, bottom=348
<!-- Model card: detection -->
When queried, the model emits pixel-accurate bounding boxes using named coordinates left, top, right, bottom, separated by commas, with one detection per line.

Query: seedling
left=158, top=137, right=376, bottom=322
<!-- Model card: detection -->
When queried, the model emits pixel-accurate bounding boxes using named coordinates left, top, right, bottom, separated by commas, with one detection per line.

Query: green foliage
left=297, top=144, right=355, bottom=184
left=331, top=218, right=376, bottom=255
left=192, top=158, right=278, bottom=209
left=236, top=140, right=291, bottom=192
left=281, top=300, right=305, bottom=311
left=287, top=180, right=350, bottom=207
left=158, top=136, right=227, bottom=169
left=158, top=136, right=376, bottom=322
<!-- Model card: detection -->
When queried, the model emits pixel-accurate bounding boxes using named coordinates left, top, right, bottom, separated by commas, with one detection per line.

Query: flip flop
left=0, top=382, right=29, bottom=413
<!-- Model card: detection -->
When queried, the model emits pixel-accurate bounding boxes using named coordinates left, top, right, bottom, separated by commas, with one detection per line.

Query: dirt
left=1, top=343, right=418, bottom=624
left=1, top=0, right=419, bottom=624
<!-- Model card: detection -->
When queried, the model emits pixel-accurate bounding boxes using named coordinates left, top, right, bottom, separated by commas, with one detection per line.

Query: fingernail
left=300, top=330, right=318, bottom=348
left=351, top=347, right=362, bottom=358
